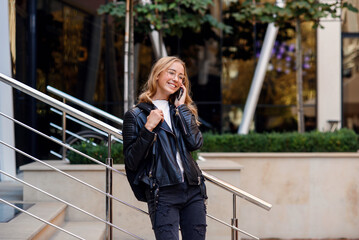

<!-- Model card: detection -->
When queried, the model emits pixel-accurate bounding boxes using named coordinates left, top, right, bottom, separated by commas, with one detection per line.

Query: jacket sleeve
left=176, top=104, right=203, bottom=151
left=123, top=109, right=156, bottom=171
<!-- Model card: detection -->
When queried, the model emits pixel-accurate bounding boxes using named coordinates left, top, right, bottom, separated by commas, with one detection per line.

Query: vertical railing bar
left=232, top=194, right=239, bottom=240
left=0, top=198, right=85, bottom=240
left=106, top=133, right=113, bottom=240
left=62, top=98, right=67, bottom=160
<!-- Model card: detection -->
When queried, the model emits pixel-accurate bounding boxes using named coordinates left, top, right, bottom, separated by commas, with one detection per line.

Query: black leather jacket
left=123, top=102, right=203, bottom=187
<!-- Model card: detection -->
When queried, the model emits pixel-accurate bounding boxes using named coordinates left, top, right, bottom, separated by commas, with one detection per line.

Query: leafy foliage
left=98, top=0, right=232, bottom=41
left=233, top=0, right=358, bottom=28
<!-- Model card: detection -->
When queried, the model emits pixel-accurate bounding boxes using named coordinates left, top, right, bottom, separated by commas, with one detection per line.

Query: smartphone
left=176, top=88, right=184, bottom=101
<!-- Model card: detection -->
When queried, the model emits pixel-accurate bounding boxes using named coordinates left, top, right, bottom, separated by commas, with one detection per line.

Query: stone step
left=50, top=221, right=106, bottom=240
left=0, top=201, right=67, bottom=239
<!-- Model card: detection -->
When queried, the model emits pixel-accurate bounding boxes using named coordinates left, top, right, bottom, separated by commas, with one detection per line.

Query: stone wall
left=200, top=152, right=359, bottom=239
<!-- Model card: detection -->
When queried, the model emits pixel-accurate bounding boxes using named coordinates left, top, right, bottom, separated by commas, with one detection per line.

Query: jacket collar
left=136, top=102, right=154, bottom=114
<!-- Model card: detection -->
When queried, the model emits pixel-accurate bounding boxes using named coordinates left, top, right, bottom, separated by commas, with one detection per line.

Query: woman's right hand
left=145, top=109, right=164, bottom=132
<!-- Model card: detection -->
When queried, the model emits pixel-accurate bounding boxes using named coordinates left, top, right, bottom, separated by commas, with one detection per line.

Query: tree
left=233, top=0, right=358, bottom=133
left=98, top=0, right=232, bottom=42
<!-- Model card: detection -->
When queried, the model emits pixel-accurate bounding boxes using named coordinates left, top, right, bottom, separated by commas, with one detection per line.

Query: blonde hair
left=138, top=56, right=200, bottom=125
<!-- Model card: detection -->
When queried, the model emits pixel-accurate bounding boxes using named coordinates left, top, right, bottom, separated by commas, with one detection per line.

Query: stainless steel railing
left=0, top=72, right=123, bottom=239
left=0, top=73, right=272, bottom=239
left=47, top=86, right=123, bottom=126
left=0, top=75, right=121, bottom=138
left=0, top=170, right=144, bottom=240
left=0, top=110, right=146, bottom=239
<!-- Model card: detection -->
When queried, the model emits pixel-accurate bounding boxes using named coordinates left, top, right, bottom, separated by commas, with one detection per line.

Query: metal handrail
left=0, top=170, right=144, bottom=240
left=0, top=73, right=121, bottom=139
left=0, top=73, right=119, bottom=238
left=47, top=85, right=123, bottom=126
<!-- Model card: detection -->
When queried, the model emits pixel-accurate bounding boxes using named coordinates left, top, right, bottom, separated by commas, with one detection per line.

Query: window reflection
left=342, top=0, right=359, bottom=33
left=221, top=16, right=317, bottom=133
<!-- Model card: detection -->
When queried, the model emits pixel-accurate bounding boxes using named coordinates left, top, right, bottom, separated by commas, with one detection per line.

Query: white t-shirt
left=153, top=100, right=184, bottom=181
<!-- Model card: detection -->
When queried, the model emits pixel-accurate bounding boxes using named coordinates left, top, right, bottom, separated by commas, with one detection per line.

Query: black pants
left=146, top=181, right=207, bottom=240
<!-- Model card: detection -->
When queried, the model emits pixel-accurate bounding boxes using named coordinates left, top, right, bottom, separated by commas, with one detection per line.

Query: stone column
left=0, top=0, right=16, bottom=181
left=317, top=1, right=342, bottom=131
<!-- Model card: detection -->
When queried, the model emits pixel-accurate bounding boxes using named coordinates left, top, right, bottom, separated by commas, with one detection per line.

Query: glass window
left=343, top=37, right=359, bottom=132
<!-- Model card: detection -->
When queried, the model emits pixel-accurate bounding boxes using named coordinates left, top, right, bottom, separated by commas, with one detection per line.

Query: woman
left=123, top=56, right=207, bottom=240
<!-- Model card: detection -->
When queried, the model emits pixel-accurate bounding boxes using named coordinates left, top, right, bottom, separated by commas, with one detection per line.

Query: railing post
left=231, top=194, right=239, bottom=240
left=105, top=133, right=113, bottom=240
left=62, top=98, right=67, bottom=160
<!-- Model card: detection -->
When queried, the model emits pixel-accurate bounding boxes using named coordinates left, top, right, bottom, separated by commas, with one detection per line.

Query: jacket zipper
left=176, top=108, right=188, bottom=135
left=148, top=133, right=157, bottom=178
left=160, top=126, right=185, bottom=182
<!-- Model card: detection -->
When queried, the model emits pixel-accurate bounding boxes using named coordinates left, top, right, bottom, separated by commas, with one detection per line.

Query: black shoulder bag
left=125, top=107, right=158, bottom=202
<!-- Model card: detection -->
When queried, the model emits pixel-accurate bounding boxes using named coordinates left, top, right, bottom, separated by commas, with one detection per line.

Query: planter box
left=20, top=159, right=243, bottom=240
left=200, top=152, right=359, bottom=239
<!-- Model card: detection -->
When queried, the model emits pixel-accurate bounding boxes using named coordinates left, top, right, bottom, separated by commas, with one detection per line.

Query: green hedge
left=67, top=142, right=124, bottom=164
left=68, top=128, right=359, bottom=164
left=201, top=128, right=359, bottom=152
left=68, top=141, right=197, bottom=164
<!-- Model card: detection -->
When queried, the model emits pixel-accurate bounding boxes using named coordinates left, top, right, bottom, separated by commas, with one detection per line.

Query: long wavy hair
left=138, top=56, right=200, bottom=125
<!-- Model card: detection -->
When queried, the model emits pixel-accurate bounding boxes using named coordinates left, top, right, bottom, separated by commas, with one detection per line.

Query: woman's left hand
left=175, top=84, right=186, bottom=108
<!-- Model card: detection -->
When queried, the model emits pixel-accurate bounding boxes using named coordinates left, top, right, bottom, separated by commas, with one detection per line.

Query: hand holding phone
left=176, top=88, right=184, bottom=101
left=174, top=85, right=186, bottom=107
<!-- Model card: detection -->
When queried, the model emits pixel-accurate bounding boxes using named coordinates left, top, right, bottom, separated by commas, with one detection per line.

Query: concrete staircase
left=0, top=181, right=106, bottom=240
left=0, top=201, right=106, bottom=240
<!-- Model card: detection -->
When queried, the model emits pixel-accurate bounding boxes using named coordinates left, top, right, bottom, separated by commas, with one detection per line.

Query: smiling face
left=153, top=61, right=185, bottom=100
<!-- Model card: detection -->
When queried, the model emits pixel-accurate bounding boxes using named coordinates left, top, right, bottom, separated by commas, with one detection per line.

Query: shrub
left=68, top=142, right=124, bottom=164
left=201, top=128, right=359, bottom=152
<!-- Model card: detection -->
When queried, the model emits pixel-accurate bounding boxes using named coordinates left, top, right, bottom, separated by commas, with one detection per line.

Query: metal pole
left=124, top=0, right=130, bottom=113
left=238, top=0, right=285, bottom=134
left=105, top=133, right=113, bottom=240
left=231, top=194, right=238, bottom=240
left=28, top=0, right=37, bottom=156
left=129, top=0, right=134, bottom=109
left=62, top=98, right=67, bottom=160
